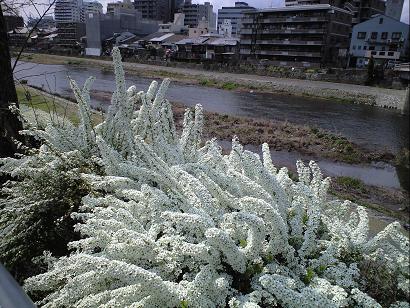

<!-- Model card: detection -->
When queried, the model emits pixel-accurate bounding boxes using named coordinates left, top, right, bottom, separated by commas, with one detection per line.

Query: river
left=14, top=61, right=409, bottom=192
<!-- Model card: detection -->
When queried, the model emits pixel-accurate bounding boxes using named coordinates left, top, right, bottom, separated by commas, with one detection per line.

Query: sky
left=20, top=0, right=410, bottom=24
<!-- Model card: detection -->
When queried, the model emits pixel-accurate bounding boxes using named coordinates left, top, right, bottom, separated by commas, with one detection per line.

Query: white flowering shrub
left=5, top=48, right=409, bottom=307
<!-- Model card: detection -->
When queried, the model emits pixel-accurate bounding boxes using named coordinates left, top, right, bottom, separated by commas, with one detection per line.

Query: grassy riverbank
left=16, top=86, right=409, bottom=225
left=17, top=53, right=407, bottom=108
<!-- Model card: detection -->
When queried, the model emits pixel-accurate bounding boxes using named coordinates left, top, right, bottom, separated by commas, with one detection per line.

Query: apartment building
left=56, top=22, right=86, bottom=47
left=385, top=0, right=404, bottom=20
left=54, top=0, right=86, bottom=48
left=107, top=0, right=134, bottom=15
left=217, top=2, right=255, bottom=37
left=181, top=0, right=216, bottom=29
left=54, top=0, right=83, bottom=23
left=240, top=5, right=352, bottom=68
left=285, top=0, right=385, bottom=26
left=83, top=1, right=103, bottom=15
left=85, top=8, right=160, bottom=55
left=134, top=0, right=182, bottom=22
left=349, top=14, right=409, bottom=67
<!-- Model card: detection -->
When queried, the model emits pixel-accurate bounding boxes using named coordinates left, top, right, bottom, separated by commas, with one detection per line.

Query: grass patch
left=221, top=82, right=238, bottom=91
left=16, top=86, right=103, bottom=126
left=199, top=78, right=217, bottom=87
left=66, top=60, right=82, bottom=65
left=335, top=176, right=367, bottom=193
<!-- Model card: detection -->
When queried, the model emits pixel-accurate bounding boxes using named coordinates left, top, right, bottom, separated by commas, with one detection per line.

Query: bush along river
left=15, top=61, right=410, bottom=226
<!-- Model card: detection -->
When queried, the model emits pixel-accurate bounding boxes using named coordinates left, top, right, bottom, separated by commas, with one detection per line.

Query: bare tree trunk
left=0, top=4, right=23, bottom=158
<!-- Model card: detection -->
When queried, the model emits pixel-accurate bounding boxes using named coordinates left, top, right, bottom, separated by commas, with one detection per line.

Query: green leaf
left=303, top=267, right=315, bottom=284
left=239, top=239, right=247, bottom=248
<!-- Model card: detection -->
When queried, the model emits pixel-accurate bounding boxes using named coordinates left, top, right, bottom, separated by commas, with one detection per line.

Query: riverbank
left=16, top=85, right=409, bottom=225
left=18, top=53, right=407, bottom=110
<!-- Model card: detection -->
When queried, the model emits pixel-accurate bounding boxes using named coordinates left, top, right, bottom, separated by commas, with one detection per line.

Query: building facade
left=285, top=0, right=385, bottom=26
left=385, top=0, right=404, bottom=20
left=349, top=14, right=409, bottom=67
left=83, top=0, right=103, bottom=16
left=107, top=0, right=134, bottom=15
left=182, top=0, right=216, bottom=29
left=56, top=22, right=86, bottom=47
left=134, top=0, right=178, bottom=22
left=85, top=10, right=160, bottom=55
left=217, top=2, right=254, bottom=37
left=240, top=5, right=352, bottom=68
left=54, top=0, right=83, bottom=23
left=4, top=15, right=24, bottom=32
left=54, top=0, right=86, bottom=48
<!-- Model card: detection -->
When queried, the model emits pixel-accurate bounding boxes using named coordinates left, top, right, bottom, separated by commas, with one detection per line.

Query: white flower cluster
left=19, top=48, right=409, bottom=307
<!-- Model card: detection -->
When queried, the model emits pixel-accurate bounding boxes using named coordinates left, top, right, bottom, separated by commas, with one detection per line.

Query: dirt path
left=20, top=53, right=407, bottom=109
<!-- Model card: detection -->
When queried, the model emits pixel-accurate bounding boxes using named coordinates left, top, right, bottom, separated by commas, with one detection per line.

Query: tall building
left=182, top=0, right=216, bottom=29
left=54, top=0, right=83, bottom=23
left=240, top=5, right=352, bottom=67
left=217, top=2, right=254, bottom=37
left=83, top=1, right=103, bottom=16
left=385, top=0, right=404, bottom=20
left=349, top=14, right=409, bottom=67
left=285, top=0, right=385, bottom=26
left=107, top=0, right=134, bottom=15
left=134, top=0, right=178, bottom=22
left=85, top=9, right=160, bottom=55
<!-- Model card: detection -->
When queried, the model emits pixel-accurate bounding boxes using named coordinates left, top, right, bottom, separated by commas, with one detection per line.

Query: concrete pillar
left=402, top=86, right=409, bottom=115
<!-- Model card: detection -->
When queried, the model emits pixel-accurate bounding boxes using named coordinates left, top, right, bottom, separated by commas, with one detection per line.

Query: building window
left=379, top=51, right=385, bottom=55
left=358, top=45, right=362, bottom=50
left=353, top=45, right=356, bottom=50
left=392, top=32, right=402, bottom=39
left=369, top=46, right=375, bottom=50
left=388, top=51, right=394, bottom=56
left=379, top=17, right=383, bottom=24
left=371, top=32, right=377, bottom=39
left=371, top=51, right=377, bottom=55
left=381, top=32, right=388, bottom=39
left=363, top=46, right=367, bottom=50
left=357, top=32, right=366, bottom=39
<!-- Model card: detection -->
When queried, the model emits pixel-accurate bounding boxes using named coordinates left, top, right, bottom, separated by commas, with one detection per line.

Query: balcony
left=259, top=17, right=327, bottom=23
left=240, top=48, right=252, bottom=54
left=365, top=50, right=400, bottom=60
left=261, top=29, right=325, bottom=34
left=256, top=39, right=323, bottom=45
left=255, top=50, right=321, bottom=57
left=366, top=38, right=403, bottom=45
left=241, top=29, right=254, bottom=34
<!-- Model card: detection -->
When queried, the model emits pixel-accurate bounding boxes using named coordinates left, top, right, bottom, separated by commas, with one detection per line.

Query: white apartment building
left=54, top=0, right=83, bottom=23
left=217, top=1, right=254, bottom=37
left=182, top=0, right=216, bottom=29
left=83, top=1, right=103, bottom=16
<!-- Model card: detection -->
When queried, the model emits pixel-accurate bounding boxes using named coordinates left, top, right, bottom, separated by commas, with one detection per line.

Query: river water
left=14, top=61, right=409, bottom=191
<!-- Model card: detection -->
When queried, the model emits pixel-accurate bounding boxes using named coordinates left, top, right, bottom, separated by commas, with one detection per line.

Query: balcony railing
left=255, top=50, right=321, bottom=57
left=259, top=17, right=327, bottom=23
left=261, top=29, right=325, bottom=34
left=240, top=48, right=252, bottom=54
left=240, top=29, right=254, bottom=34
left=255, top=39, right=323, bottom=45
